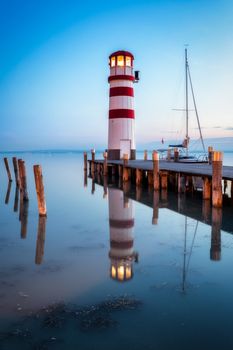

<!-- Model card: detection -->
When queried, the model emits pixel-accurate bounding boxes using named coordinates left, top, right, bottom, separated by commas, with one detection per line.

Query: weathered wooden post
left=17, top=159, right=22, bottom=189
left=167, top=149, right=171, bottom=161
left=123, top=154, right=129, bottom=182
left=84, top=171, right=87, bottom=187
left=136, top=169, right=142, bottom=186
left=103, top=151, right=108, bottom=176
left=136, top=185, right=142, bottom=201
left=91, top=149, right=95, bottom=175
left=212, top=151, right=223, bottom=208
left=35, top=216, right=47, bottom=265
left=174, top=148, right=179, bottom=162
left=210, top=207, right=222, bottom=261
left=4, top=158, right=12, bottom=182
left=208, top=146, right=213, bottom=165
left=12, top=157, right=20, bottom=186
left=147, top=171, right=153, bottom=186
left=202, top=199, right=211, bottom=223
left=18, top=160, right=29, bottom=201
left=83, top=152, right=87, bottom=171
left=144, top=150, right=148, bottom=161
left=91, top=178, right=95, bottom=194
left=33, top=165, right=47, bottom=216
left=152, top=151, right=159, bottom=191
left=160, top=171, right=168, bottom=190
left=203, top=177, right=211, bottom=200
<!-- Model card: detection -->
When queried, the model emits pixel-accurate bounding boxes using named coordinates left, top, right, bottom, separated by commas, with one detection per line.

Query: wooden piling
left=14, top=186, right=19, bottom=212
left=208, top=146, right=213, bottom=165
left=83, top=152, right=87, bottom=171
left=84, top=170, right=87, bottom=187
left=144, top=150, right=148, bottom=161
left=212, top=151, right=223, bottom=208
left=203, top=177, right=211, bottom=200
left=174, top=148, right=179, bottom=162
left=33, top=165, right=47, bottom=216
left=103, top=152, right=108, bottom=176
left=123, top=154, right=130, bottom=182
left=136, top=169, right=143, bottom=186
left=160, top=171, right=168, bottom=190
left=152, top=151, right=159, bottom=191
left=4, top=158, right=12, bottom=182
left=152, top=190, right=159, bottom=225
left=167, top=149, right=171, bottom=161
left=91, top=149, right=95, bottom=175
left=210, top=207, right=222, bottom=261
left=147, top=171, right=153, bottom=186
left=12, top=157, right=20, bottom=186
left=18, top=160, right=29, bottom=201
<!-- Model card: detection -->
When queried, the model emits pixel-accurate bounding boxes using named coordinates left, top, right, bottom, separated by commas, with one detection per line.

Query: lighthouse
left=108, top=187, right=137, bottom=282
left=108, top=50, right=138, bottom=160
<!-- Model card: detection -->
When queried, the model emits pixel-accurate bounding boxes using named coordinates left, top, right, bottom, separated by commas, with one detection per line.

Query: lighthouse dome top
left=109, top=50, right=134, bottom=59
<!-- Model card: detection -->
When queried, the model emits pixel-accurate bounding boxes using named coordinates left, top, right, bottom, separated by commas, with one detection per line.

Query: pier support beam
left=91, top=149, right=95, bottom=175
left=203, top=177, right=211, bottom=200
left=123, top=154, right=130, bottom=182
left=136, top=169, right=143, bottom=186
left=12, top=157, right=20, bottom=186
left=152, top=151, right=159, bottom=191
left=103, top=151, right=108, bottom=176
left=174, top=148, right=179, bottom=162
left=160, top=171, right=168, bottom=190
left=144, top=150, right=148, bottom=161
left=212, top=151, right=223, bottom=208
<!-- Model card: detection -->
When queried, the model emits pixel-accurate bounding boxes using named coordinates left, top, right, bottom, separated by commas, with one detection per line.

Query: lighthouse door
left=120, top=139, right=131, bottom=159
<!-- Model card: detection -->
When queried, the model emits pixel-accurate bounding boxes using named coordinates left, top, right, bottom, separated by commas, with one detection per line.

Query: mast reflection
left=108, top=187, right=138, bottom=282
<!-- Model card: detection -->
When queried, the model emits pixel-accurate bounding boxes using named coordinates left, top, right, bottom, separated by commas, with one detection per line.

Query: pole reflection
left=5, top=181, right=12, bottom=204
left=35, top=216, right=47, bottom=265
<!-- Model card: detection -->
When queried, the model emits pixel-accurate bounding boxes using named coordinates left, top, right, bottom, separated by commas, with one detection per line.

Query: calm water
left=0, top=151, right=233, bottom=349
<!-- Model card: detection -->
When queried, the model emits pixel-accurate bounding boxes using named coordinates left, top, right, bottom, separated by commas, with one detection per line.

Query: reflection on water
left=5, top=181, right=12, bottom=204
left=35, top=216, right=47, bottom=265
left=1, top=152, right=233, bottom=349
left=108, top=187, right=138, bottom=282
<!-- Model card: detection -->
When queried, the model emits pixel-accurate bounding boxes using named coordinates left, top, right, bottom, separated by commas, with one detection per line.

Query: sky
left=0, top=0, right=233, bottom=151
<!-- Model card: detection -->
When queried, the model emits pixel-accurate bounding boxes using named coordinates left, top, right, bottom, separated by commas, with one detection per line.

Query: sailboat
left=167, top=48, right=208, bottom=163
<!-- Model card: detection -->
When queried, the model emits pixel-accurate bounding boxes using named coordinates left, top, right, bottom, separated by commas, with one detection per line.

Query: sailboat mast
left=185, top=48, right=189, bottom=155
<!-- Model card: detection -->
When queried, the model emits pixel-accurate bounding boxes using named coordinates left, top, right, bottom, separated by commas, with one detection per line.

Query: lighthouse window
left=126, top=56, right=131, bottom=66
left=111, top=57, right=116, bottom=67
left=117, top=55, right=124, bottom=66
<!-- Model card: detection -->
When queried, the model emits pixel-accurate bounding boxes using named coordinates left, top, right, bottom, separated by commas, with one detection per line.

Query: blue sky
left=0, top=0, right=233, bottom=150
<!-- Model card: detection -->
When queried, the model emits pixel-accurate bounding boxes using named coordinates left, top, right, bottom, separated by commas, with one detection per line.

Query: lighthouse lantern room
left=108, top=50, right=138, bottom=160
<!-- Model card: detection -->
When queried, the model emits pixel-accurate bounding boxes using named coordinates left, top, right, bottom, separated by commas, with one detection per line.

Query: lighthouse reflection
left=108, top=187, right=138, bottom=282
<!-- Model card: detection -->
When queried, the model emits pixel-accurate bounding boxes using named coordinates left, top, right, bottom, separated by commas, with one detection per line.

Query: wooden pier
left=86, top=151, right=233, bottom=209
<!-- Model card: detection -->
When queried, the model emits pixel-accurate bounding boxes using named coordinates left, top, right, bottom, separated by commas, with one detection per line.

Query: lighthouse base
left=108, top=149, right=136, bottom=160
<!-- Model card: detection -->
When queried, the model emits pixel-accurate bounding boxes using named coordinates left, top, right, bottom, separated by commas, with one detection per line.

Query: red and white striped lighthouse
left=108, top=50, right=138, bottom=160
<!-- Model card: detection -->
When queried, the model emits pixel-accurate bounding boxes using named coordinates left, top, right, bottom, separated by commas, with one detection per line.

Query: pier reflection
left=13, top=186, right=19, bottom=212
left=108, top=187, right=138, bottom=282
left=19, top=194, right=29, bottom=239
left=35, top=216, right=47, bottom=265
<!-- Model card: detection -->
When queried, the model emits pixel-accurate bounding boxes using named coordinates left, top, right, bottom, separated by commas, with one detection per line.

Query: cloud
left=224, top=127, right=233, bottom=130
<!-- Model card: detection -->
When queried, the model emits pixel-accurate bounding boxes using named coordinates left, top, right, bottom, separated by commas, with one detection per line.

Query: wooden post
left=167, top=149, right=171, bottom=161
left=18, top=160, right=29, bottom=201
left=33, top=165, right=47, bottom=216
left=35, top=216, right=47, bottom=265
left=212, top=151, right=223, bottom=208
left=118, top=164, right=122, bottom=177
left=136, top=185, right=142, bottom=201
left=160, top=171, right=168, bottom=190
left=210, top=207, right=222, bottom=261
left=202, top=199, right=211, bottom=223
left=208, top=146, right=213, bottom=165
left=83, top=152, right=87, bottom=171
left=12, top=157, right=20, bottom=186
left=123, top=154, right=129, bottom=182
left=91, top=149, right=95, bottom=175
left=17, top=159, right=23, bottom=190
left=174, top=148, right=179, bottom=162
left=144, top=150, right=148, bottom=161
left=97, top=163, right=100, bottom=174
left=91, top=178, right=95, bottom=194
left=4, top=158, right=12, bottom=182
left=152, top=151, right=159, bottom=191
left=136, top=169, right=142, bottom=186
left=148, top=171, right=153, bottom=186
left=203, top=177, right=211, bottom=200
left=103, top=151, right=108, bottom=176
